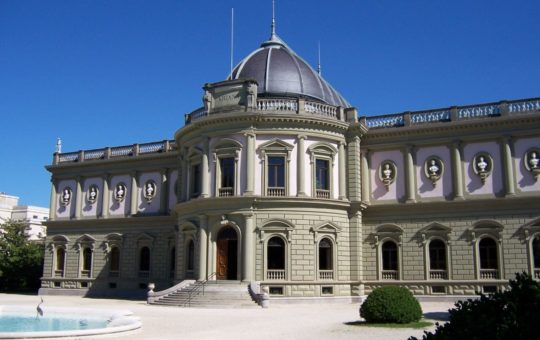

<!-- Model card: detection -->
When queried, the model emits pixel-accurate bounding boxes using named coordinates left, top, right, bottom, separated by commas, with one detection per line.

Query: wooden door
left=217, top=238, right=228, bottom=280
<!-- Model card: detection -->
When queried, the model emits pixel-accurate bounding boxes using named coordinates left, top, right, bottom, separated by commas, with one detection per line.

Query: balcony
left=316, top=189, right=330, bottom=199
left=267, top=269, right=286, bottom=280
left=429, top=269, right=448, bottom=280
left=218, top=187, right=234, bottom=197
left=267, top=187, right=285, bottom=197
left=319, top=270, right=334, bottom=280
left=480, top=269, right=499, bottom=280
left=381, top=270, right=398, bottom=280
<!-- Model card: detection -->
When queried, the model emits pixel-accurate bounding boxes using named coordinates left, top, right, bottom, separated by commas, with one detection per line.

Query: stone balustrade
left=480, top=269, right=499, bottom=280
left=364, top=97, right=540, bottom=130
left=54, top=140, right=177, bottom=164
left=381, top=270, right=398, bottom=280
left=429, top=269, right=448, bottom=280
left=319, top=270, right=334, bottom=280
left=267, top=269, right=286, bottom=280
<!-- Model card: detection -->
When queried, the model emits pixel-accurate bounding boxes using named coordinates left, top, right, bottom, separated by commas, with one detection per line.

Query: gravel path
left=0, top=294, right=455, bottom=339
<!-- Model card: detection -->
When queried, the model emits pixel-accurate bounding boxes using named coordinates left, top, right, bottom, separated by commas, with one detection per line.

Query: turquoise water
left=0, top=314, right=108, bottom=332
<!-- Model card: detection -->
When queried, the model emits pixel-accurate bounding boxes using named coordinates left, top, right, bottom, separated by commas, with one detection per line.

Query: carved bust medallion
left=114, top=183, right=127, bottom=202
left=143, top=180, right=157, bottom=203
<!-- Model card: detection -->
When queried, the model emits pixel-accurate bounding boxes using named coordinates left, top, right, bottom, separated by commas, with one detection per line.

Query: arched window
left=139, top=246, right=151, bottom=272
left=55, top=247, right=65, bottom=275
left=267, top=236, right=285, bottom=280
left=479, top=237, right=498, bottom=279
left=429, top=239, right=447, bottom=270
left=110, top=247, right=120, bottom=272
left=381, top=240, right=398, bottom=280
left=82, top=247, right=92, bottom=272
left=319, top=238, right=333, bottom=270
left=187, top=240, right=195, bottom=271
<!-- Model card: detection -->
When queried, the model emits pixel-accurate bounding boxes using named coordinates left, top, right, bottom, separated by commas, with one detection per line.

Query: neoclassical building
left=39, top=28, right=540, bottom=299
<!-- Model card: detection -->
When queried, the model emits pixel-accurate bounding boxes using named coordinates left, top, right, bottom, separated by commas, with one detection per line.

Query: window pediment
left=374, top=224, right=403, bottom=245
left=418, top=222, right=451, bottom=245
left=310, top=221, right=342, bottom=243
left=257, top=219, right=295, bottom=243
left=257, top=139, right=294, bottom=153
left=136, top=232, right=155, bottom=248
left=307, top=142, right=337, bottom=157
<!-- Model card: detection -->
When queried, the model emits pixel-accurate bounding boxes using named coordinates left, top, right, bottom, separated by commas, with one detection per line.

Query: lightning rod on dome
left=271, top=0, right=276, bottom=39
left=317, top=41, right=322, bottom=76
left=230, top=8, right=234, bottom=76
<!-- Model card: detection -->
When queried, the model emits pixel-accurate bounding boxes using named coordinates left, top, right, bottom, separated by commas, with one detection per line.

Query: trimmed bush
left=360, top=286, right=422, bottom=324
left=410, top=273, right=540, bottom=340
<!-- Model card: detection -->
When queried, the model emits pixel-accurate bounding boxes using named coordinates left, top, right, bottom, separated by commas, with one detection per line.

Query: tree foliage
left=360, top=286, right=423, bottom=324
left=0, top=220, right=44, bottom=292
left=411, top=273, right=540, bottom=340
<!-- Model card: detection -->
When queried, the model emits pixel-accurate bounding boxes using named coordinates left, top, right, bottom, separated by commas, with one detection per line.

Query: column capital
left=297, top=134, right=307, bottom=140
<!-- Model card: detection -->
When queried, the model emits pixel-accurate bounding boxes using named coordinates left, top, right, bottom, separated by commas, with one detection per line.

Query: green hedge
left=360, top=286, right=422, bottom=324
left=411, top=273, right=540, bottom=340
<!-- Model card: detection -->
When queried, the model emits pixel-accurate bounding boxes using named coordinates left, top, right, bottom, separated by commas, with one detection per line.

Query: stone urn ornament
left=524, top=150, right=540, bottom=181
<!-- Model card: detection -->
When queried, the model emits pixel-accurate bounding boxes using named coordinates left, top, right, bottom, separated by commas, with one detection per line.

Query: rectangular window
left=219, top=157, right=235, bottom=197
left=191, top=164, right=201, bottom=197
left=268, top=156, right=285, bottom=188
left=315, top=159, right=329, bottom=190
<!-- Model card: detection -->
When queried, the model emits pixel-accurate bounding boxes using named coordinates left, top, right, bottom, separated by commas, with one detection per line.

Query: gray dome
left=229, top=34, right=351, bottom=108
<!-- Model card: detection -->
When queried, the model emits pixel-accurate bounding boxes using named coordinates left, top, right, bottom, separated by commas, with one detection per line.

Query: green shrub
left=360, top=286, right=422, bottom=324
left=410, top=273, right=540, bottom=340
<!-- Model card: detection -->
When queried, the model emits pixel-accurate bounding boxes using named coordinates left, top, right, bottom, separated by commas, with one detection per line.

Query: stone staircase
left=151, top=280, right=259, bottom=308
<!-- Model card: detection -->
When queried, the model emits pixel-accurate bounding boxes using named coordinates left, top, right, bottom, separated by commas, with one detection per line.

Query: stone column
left=501, top=136, right=516, bottom=197
left=130, top=172, right=138, bottom=216
left=338, top=141, right=346, bottom=200
left=451, top=141, right=464, bottom=200
left=201, top=139, right=210, bottom=198
left=404, top=145, right=416, bottom=203
left=349, top=210, right=364, bottom=295
left=347, top=136, right=361, bottom=202
left=197, top=215, right=208, bottom=281
left=245, top=132, right=256, bottom=195
left=160, top=169, right=169, bottom=214
left=242, top=213, right=255, bottom=281
left=101, top=175, right=109, bottom=218
left=179, top=153, right=187, bottom=202
left=297, top=135, right=307, bottom=197
left=75, top=177, right=83, bottom=219
left=360, top=150, right=370, bottom=202
left=49, top=179, right=57, bottom=221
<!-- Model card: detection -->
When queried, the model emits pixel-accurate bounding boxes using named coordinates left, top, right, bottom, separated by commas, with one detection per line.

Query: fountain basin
left=0, top=305, right=141, bottom=339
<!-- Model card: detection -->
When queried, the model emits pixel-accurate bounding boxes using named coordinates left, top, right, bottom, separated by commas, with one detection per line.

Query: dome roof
left=228, top=34, right=351, bottom=108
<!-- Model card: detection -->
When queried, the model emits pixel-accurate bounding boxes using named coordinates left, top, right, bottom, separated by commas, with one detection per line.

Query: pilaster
left=160, top=169, right=169, bottom=214
left=130, top=172, right=138, bottom=216
left=245, top=131, right=256, bottom=195
left=197, top=215, right=208, bottom=281
left=451, top=141, right=464, bottom=200
left=297, top=135, right=307, bottom=197
left=74, top=177, right=83, bottom=219
left=242, top=213, right=255, bottom=281
left=501, top=136, right=516, bottom=197
left=201, top=138, right=210, bottom=198
left=347, top=136, right=361, bottom=201
left=404, top=145, right=416, bottom=203
left=338, top=141, right=346, bottom=200
left=49, top=179, right=57, bottom=221
left=360, top=150, right=370, bottom=203
left=101, top=175, right=110, bottom=218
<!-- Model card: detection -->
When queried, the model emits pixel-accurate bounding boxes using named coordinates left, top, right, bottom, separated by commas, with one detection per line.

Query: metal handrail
left=185, top=272, right=216, bottom=307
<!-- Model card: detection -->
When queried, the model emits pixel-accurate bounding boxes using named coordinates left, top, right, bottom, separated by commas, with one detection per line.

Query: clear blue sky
left=1, top=0, right=539, bottom=207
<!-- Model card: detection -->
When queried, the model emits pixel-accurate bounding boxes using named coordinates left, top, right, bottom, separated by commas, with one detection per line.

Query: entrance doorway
left=216, top=227, right=238, bottom=280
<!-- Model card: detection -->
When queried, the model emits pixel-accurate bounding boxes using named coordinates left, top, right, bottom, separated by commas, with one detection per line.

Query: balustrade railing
left=365, top=97, right=540, bottom=130
left=304, top=101, right=337, bottom=118
left=54, top=270, right=64, bottom=277
left=218, top=187, right=234, bottom=197
left=316, top=189, right=330, bottom=199
left=480, top=269, right=499, bottom=280
left=267, top=187, right=285, bottom=197
left=55, top=140, right=176, bottom=164
left=319, top=270, right=334, bottom=280
left=429, top=269, right=448, bottom=280
left=267, top=269, right=286, bottom=280
left=381, top=270, right=398, bottom=280
left=257, top=98, right=298, bottom=112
